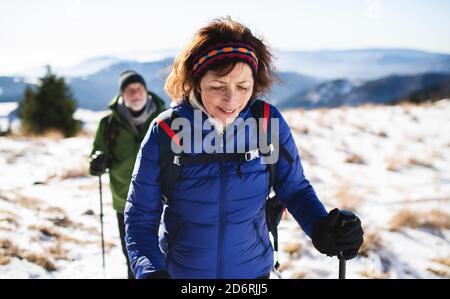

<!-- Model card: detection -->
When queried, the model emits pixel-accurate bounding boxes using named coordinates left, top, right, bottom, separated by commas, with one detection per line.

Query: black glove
left=146, top=269, right=171, bottom=279
left=89, top=151, right=108, bottom=176
left=311, top=208, right=364, bottom=260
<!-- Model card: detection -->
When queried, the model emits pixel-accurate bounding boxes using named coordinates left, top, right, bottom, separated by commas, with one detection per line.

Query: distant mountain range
left=274, top=48, right=450, bottom=79
left=277, top=73, right=450, bottom=109
left=0, top=77, right=30, bottom=102
left=0, top=48, right=449, bottom=111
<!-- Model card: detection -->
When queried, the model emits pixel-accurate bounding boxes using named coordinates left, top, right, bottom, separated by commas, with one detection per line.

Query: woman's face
left=199, top=62, right=254, bottom=126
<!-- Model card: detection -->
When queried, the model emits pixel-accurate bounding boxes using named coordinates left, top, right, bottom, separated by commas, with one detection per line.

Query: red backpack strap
left=263, top=101, right=270, bottom=133
left=157, top=117, right=181, bottom=147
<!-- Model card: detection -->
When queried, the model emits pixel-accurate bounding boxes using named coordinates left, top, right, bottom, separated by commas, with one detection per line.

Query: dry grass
left=43, top=207, right=99, bottom=234
left=345, top=153, right=366, bottom=164
left=28, top=224, right=111, bottom=250
left=78, top=183, right=99, bottom=191
left=358, top=231, right=383, bottom=258
left=10, top=194, right=43, bottom=211
left=23, top=252, right=58, bottom=271
left=59, top=166, right=89, bottom=180
left=18, top=127, right=65, bottom=140
left=431, top=150, right=444, bottom=160
left=408, top=158, right=434, bottom=169
left=0, top=255, right=11, bottom=265
left=41, top=129, right=65, bottom=140
left=359, top=268, right=390, bottom=279
left=46, top=216, right=75, bottom=228
left=291, top=126, right=309, bottom=135
left=47, top=243, right=71, bottom=261
left=45, top=206, right=66, bottom=214
left=29, top=224, right=63, bottom=239
left=376, top=131, right=388, bottom=138
left=28, top=224, right=85, bottom=244
left=0, top=238, right=57, bottom=271
left=291, top=271, right=307, bottom=279
left=0, top=210, right=20, bottom=229
left=283, top=242, right=302, bottom=258
left=0, top=191, right=8, bottom=202
left=386, top=157, right=403, bottom=172
left=334, top=184, right=362, bottom=211
left=431, top=257, right=450, bottom=268
left=389, top=209, right=450, bottom=232
left=426, top=267, right=449, bottom=278
left=0, top=239, right=22, bottom=257
left=386, top=154, right=428, bottom=172
left=5, top=153, right=24, bottom=164
left=82, top=209, right=95, bottom=216
left=74, top=129, right=94, bottom=138
left=0, top=216, right=19, bottom=228
left=414, top=135, right=424, bottom=143
left=353, top=123, right=368, bottom=133
left=297, top=146, right=316, bottom=164
left=46, top=215, right=98, bottom=234
left=277, top=261, right=292, bottom=272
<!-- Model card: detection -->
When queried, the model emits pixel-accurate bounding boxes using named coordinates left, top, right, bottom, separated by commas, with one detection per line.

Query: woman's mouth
left=217, top=107, right=237, bottom=115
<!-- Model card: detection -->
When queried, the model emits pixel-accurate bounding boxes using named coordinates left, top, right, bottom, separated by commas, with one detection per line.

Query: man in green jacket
left=89, top=70, right=165, bottom=278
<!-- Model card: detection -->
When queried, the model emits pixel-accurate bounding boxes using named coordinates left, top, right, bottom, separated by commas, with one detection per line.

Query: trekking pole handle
left=337, top=210, right=357, bottom=279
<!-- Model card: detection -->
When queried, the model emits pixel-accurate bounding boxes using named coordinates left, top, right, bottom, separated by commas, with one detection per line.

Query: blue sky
left=0, top=0, right=449, bottom=75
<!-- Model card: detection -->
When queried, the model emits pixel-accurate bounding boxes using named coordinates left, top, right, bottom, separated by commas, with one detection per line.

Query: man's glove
left=311, top=208, right=364, bottom=260
left=89, top=151, right=108, bottom=176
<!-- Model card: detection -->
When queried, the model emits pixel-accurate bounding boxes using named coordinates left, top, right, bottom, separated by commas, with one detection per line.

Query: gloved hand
left=311, top=208, right=364, bottom=260
left=89, top=151, right=108, bottom=176
left=145, top=269, right=171, bottom=279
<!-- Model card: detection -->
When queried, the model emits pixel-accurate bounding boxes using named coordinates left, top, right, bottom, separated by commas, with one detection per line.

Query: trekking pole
left=336, top=210, right=358, bottom=279
left=98, top=174, right=106, bottom=278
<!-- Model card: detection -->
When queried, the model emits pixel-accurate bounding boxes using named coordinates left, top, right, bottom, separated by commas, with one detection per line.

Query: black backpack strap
left=250, top=99, right=295, bottom=271
left=104, top=113, right=120, bottom=164
left=157, top=109, right=182, bottom=203
left=250, top=100, right=294, bottom=189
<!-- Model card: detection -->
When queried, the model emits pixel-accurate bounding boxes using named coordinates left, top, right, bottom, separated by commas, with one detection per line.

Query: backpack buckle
left=260, top=143, right=275, bottom=157
left=173, top=155, right=181, bottom=166
left=245, top=149, right=260, bottom=161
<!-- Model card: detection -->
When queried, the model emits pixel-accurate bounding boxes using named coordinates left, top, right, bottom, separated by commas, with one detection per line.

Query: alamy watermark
left=167, top=110, right=280, bottom=164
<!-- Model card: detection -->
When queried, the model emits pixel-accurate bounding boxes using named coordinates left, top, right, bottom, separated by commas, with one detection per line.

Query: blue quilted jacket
left=124, top=98, right=328, bottom=279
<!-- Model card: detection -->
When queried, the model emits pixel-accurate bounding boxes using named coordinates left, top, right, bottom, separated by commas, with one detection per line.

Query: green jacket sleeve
left=90, top=115, right=109, bottom=157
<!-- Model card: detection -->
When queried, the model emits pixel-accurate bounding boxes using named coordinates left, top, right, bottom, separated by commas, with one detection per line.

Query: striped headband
left=192, top=41, right=259, bottom=80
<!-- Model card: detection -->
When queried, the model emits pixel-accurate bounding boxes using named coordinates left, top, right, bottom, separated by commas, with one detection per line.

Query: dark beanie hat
left=118, top=70, right=147, bottom=92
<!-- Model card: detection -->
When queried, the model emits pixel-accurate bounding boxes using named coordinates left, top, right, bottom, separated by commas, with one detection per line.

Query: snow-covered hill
left=0, top=100, right=449, bottom=278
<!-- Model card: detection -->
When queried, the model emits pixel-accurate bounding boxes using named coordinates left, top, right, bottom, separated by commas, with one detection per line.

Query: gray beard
left=117, top=95, right=156, bottom=132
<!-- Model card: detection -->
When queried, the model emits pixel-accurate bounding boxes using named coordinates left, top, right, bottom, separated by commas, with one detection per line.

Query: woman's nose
left=223, top=86, right=238, bottom=102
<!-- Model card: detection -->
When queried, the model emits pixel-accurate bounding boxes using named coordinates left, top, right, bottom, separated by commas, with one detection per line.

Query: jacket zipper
left=217, top=161, right=226, bottom=279
left=217, top=130, right=227, bottom=278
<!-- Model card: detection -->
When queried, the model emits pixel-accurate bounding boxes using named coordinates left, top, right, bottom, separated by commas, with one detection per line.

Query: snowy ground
left=0, top=102, right=18, bottom=133
left=0, top=100, right=449, bottom=279
left=277, top=100, right=450, bottom=279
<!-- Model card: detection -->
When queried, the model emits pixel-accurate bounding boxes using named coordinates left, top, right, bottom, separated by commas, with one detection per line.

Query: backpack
left=156, top=100, right=294, bottom=270
left=104, top=113, right=120, bottom=166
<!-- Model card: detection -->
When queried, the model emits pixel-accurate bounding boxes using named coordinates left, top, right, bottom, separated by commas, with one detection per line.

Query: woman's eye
left=210, top=86, right=224, bottom=91
left=238, top=86, right=249, bottom=91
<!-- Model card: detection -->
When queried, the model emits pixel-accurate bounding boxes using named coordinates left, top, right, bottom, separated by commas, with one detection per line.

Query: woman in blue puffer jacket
left=124, top=17, right=364, bottom=279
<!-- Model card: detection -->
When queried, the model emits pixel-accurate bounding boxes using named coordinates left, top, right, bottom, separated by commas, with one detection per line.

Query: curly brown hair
left=164, top=16, right=277, bottom=102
